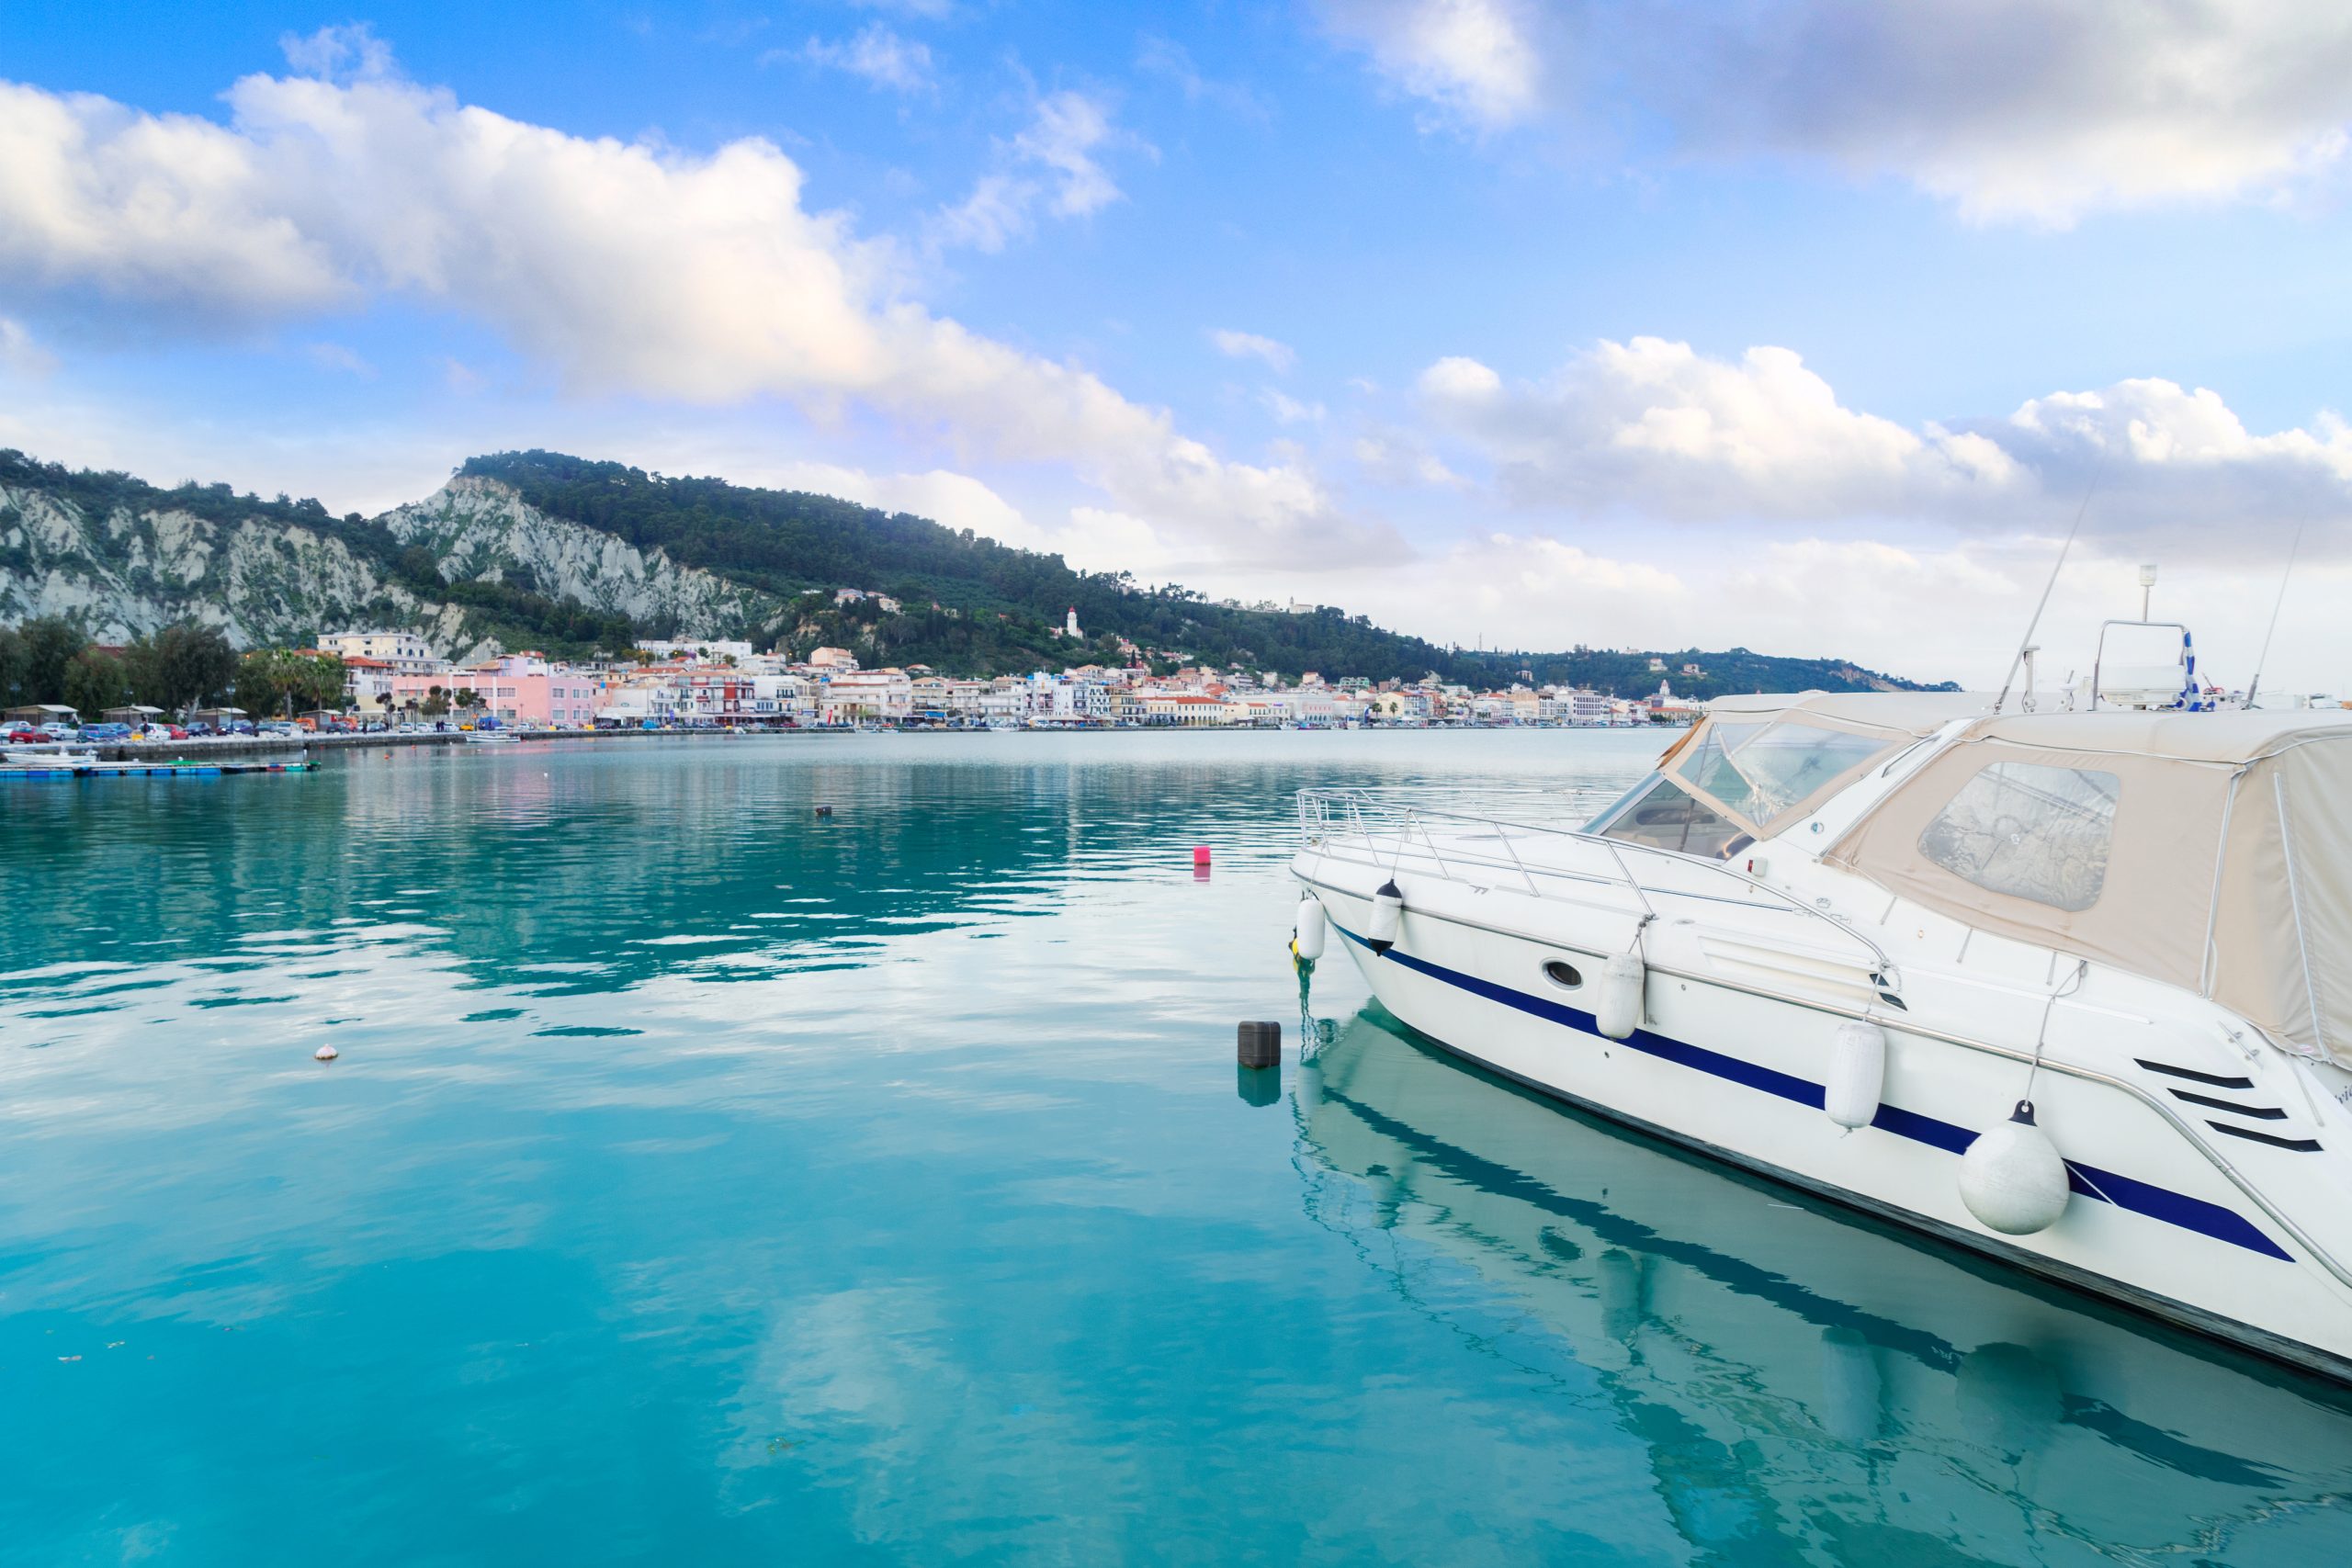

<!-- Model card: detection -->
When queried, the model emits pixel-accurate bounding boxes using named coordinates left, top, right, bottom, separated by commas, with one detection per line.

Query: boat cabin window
left=1679, top=721, right=1891, bottom=826
left=1592, top=775, right=1751, bottom=860
left=1917, top=761, right=2120, bottom=912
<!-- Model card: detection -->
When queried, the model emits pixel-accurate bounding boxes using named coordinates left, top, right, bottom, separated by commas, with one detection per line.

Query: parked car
left=81, top=723, right=131, bottom=741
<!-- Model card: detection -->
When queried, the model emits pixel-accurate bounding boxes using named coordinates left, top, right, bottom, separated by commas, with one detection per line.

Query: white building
left=820, top=670, right=912, bottom=722
left=321, top=628, right=443, bottom=674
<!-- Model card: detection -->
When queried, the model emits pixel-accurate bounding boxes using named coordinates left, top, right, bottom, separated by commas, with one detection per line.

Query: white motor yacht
left=1291, top=640, right=2352, bottom=1379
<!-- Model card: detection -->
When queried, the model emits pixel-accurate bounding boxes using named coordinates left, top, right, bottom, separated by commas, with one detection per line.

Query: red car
left=6, top=726, right=45, bottom=744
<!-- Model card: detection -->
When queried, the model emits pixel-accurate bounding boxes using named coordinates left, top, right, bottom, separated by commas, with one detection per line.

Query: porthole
left=1543, top=960, right=1584, bottom=990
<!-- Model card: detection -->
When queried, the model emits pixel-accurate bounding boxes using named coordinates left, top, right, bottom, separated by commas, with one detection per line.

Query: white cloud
left=929, top=90, right=1140, bottom=253
left=1316, top=0, right=1544, bottom=131
left=1416, top=336, right=2352, bottom=541
left=277, top=22, right=395, bottom=82
left=1351, top=432, right=1464, bottom=490
left=1317, top=1, right=2352, bottom=220
left=0, top=51, right=1356, bottom=568
left=1260, top=389, right=1325, bottom=425
left=0, top=316, right=57, bottom=378
left=757, top=462, right=1182, bottom=574
left=1014, top=91, right=1126, bottom=218
left=304, top=340, right=373, bottom=377
left=1421, top=337, right=2008, bottom=520
left=1210, top=328, right=1296, bottom=372
left=438, top=356, right=486, bottom=395
left=786, top=24, right=935, bottom=95
left=1136, top=38, right=1271, bottom=120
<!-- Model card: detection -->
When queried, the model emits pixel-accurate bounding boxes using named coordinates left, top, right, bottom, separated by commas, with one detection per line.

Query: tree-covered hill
left=459, top=451, right=1952, bottom=694
left=2, top=444, right=1954, bottom=693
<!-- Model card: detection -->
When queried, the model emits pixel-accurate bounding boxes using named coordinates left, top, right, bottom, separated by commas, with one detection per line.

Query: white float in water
left=1367, top=880, right=1403, bottom=953
left=1825, top=1021, right=1886, bottom=1130
left=1594, top=952, right=1645, bottom=1040
left=1293, top=897, right=1328, bottom=961
left=1959, top=1100, right=2070, bottom=1235
left=313, top=1043, right=339, bottom=1062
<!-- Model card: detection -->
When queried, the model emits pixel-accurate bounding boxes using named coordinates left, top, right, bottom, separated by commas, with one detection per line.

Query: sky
left=4, top=1, right=2352, bottom=691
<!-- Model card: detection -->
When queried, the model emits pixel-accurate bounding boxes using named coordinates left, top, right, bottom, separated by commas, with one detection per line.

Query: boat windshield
left=1589, top=775, right=1752, bottom=859
left=1589, top=716, right=1905, bottom=859
left=1683, top=721, right=1892, bottom=825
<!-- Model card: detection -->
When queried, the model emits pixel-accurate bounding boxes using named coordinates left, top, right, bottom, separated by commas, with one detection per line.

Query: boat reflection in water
left=1294, top=1005, right=2352, bottom=1563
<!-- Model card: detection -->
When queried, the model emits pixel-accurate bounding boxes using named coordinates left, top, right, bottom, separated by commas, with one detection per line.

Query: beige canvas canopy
left=1824, top=709, right=2352, bottom=1066
left=1697, top=689, right=1989, bottom=735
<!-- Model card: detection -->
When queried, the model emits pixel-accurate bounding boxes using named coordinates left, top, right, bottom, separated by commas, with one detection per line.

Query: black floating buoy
left=1237, top=1020, right=1281, bottom=1069
left=814, top=805, right=833, bottom=818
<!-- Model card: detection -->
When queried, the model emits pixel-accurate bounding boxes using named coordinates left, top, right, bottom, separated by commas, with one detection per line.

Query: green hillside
left=459, top=451, right=1952, bottom=694
left=1, top=444, right=1953, bottom=693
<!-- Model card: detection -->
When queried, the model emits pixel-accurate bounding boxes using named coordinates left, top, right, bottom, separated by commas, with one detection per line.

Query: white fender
left=1958, top=1100, right=2070, bottom=1235
left=1595, top=952, right=1644, bottom=1040
left=1293, top=897, right=1328, bottom=961
left=1366, top=880, right=1404, bottom=953
left=1825, top=1021, right=1886, bottom=1130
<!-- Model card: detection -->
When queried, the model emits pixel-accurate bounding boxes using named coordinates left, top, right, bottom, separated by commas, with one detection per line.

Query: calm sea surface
left=5, top=730, right=2350, bottom=1564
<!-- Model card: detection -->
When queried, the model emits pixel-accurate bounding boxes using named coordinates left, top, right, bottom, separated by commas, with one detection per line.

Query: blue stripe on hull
left=1340, top=923, right=2293, bottom=1262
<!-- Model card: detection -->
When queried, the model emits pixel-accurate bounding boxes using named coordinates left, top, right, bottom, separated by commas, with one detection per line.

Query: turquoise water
left=5, top=731, right=2350, bottom=1564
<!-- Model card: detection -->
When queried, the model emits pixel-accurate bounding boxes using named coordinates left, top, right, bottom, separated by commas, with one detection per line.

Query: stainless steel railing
left=1295, top=786, right=1899, bottom=984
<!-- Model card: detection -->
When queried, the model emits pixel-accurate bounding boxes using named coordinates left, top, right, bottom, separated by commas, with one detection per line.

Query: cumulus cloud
left=1210, top=328, right=1295, bottom=372
left=1416, top=336, right=2352, bottom=558
left=930, top=90, right=1139, bottom=253
left=1316, top=0, right=1544, bottom=131
left=786, top=24, right=935, bottom=95
left=0, top=49, right=1356, bottom=568
left=1317, top=1, right=2352, bottom=220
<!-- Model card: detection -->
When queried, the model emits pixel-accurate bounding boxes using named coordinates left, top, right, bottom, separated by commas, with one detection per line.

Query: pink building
left=386, top=654, right=605, bottom=728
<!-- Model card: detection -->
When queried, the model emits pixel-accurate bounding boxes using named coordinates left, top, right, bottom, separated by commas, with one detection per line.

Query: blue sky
left=5, top=2, right=2352, bottom=687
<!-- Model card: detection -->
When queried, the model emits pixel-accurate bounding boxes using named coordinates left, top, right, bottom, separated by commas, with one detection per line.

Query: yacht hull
left=1295, top=867, right=2352, bottom=1382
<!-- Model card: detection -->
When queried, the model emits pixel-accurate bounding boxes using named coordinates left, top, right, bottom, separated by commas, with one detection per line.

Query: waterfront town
left=1, top=604, right=1711, bottom=740
left=319, top=620, right=1696, bottom=731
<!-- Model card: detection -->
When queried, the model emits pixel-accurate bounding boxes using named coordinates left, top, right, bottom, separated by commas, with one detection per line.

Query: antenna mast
left=1993, top=473, right=2101, bottom=716
left=2245, top=522, right=2305, bottom=710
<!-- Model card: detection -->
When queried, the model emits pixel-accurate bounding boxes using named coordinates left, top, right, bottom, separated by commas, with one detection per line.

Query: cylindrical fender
left=1594, top=952, right=1644, bottom=1040
left=1293, top=897, right=1328, bottom=961
left=1367, top=880, right=1404, bottom=953
left=1825, top=1021, right=1886, bottom=1130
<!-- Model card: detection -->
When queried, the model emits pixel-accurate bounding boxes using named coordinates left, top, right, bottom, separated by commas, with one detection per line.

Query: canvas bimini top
left=1823, top=706, right=2352, bottom=1068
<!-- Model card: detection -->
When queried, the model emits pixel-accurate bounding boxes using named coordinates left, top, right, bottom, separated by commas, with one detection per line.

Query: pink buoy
left=1193, top=845, right=1212, bottom=867
left=314, top=1043, right=339, bottom=1062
